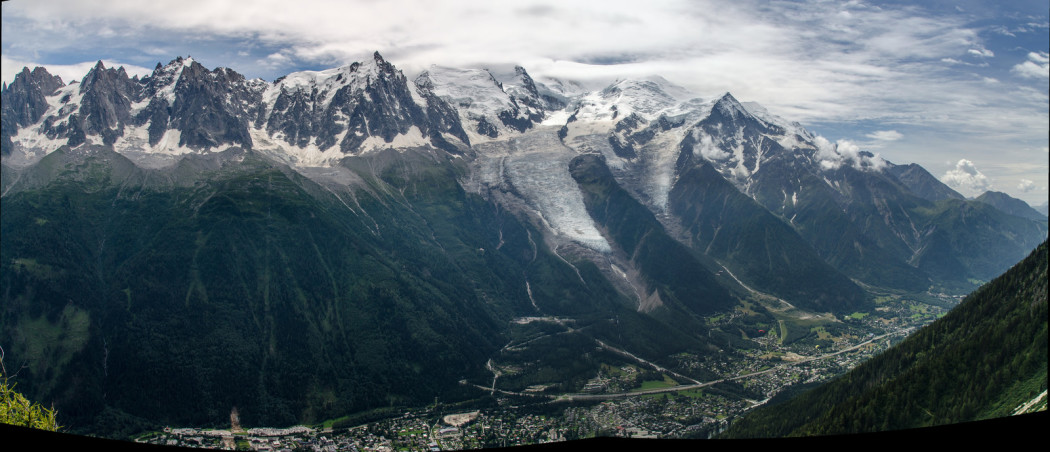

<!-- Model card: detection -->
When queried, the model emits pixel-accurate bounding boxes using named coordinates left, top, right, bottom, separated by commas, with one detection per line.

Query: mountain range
left=1, top=52, right=1046, bottom=434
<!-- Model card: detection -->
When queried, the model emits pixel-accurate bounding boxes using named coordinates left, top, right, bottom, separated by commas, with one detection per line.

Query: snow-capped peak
left=499, top=66, right=538, bottom=103
left=417, top=65, right=526, bottom=141
left=140, top=57, right=197, bottom=96
left=265, top=55, right=395, bottom=113
left=712, top=92, right=748, bottom=118
left=567, top=76, right=699, bottom=124
left=154, top=56, right=196, bottom=76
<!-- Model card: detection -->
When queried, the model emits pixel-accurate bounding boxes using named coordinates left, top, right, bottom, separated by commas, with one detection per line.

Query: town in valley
left=141, top=292, right=956, bottom=450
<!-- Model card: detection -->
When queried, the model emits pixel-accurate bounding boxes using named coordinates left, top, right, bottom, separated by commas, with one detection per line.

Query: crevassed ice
left=478, top=128, right=612, bottom=253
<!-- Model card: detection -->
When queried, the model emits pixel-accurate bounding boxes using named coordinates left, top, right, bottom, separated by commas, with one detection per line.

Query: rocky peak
left=502, top=66, right=549, bottom=122
left=77, top=61, right=139, bottom=144
left=139, top=57, right=195, bottom=100
left=414, top=70, right=436, bottom=91
left=29, top=67, right=66, bottom=93
left=712, top=92, right=746, bottom=118
left=166, top=60, right=258, bottom=150
left=512, top=66, right=539, bottom=97
left=592, top=78, right=685, bottom=120
left=80, top=60, right=133, bottom=92
left=416, top=65, right=527, bottom=139
left=1, top=66, right=68, bottom=153
left=175, top=59, right=211, bottom=85
left=2, top=66, right=65, bottom=126
left=371, top=51, right=395, bottom=74
left=263, top=52, right=439, bottom=154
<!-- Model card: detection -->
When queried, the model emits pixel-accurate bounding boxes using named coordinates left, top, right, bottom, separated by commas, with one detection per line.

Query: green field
left=674, top=389, right=705, bottom=399
left=632, top=374, right=678, bottom=392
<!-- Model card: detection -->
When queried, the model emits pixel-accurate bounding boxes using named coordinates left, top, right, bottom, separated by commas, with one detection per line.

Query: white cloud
left=939, top=57, right=988, bottom=67
left=1012, top=52, right=1050, bottom=79
left=814, top=136, right=843, bottom=170
left=696, top=134, right=730, bottom=161
left=967, top=47, right=994, bottom=58
left=0, top=0, right=1004, bottom=122
left=1017, top=179, right=1035, bottom=193
left=941, top=159, right=991, bottom=195
left=257, top=52, right=294, bottom=70
left=1, top=0, right=1046, bottom=197
left=813, top=136, right=886, bottom=172
left=865, top=130, right=903, bottom=141
left=2, top=55, right=152, bottom=86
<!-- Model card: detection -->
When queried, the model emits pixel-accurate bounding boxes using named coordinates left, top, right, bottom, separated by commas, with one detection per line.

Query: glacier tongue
left=470, top=126, right=611, bottom=253
left=2, top=55, right=843, bottom=254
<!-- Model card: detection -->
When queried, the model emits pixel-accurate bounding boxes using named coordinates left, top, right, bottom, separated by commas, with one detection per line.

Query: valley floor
left=138, top=291, right=969, bottom=449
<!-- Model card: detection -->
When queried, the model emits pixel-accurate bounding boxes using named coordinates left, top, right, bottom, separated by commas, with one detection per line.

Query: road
left=466, top=326, right=914, bottom=402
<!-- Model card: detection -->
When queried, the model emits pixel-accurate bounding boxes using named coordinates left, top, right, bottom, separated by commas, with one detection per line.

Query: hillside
left=721, top=240, right=1048, bottom=437
left=2, top=54, right=1046, bottom=437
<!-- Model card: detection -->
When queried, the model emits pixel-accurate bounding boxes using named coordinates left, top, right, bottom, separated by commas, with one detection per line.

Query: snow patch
left=109, top=124, right=236, bottom=168
left=10, top=124, right=68, bottom=164
left=42, top=83, right=82, bottom=119
left=540, top=110, right=573, bottom=127
left=250, top=128, right=344, bottom=167
left=357, top=126, right=429, bottom=154
left=250, top=126, right=429, bottom=167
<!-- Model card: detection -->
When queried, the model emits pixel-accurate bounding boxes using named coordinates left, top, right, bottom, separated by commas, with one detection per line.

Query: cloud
left=1012, top=52, right=1049, bottom=79
left=967, top=47, right=994, bottom=58
left=0, top=0, right=1003, bottom=117
left=696, top=134, right=730, bottom=161
left=865, top=130, right=903, bottom=141
left=257, top=52, right=294, bottom=70
left=2, top=55, right=152, bottom=86
left=814, top=136, right=886, bottom=172
left=939, top=57, right=988, bottom=67
left=941, top=159, right=991, bottom=195
left=1017, top=179, right=1035, bottom=193
left=1, top=0, right=1046, bottom=196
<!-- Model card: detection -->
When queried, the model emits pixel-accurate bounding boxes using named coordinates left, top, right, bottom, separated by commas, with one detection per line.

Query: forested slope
left=722, top=240, right=1048, bottom=437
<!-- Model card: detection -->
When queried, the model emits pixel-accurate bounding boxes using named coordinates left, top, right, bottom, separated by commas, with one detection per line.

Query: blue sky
left=2, top=0, right=1047, bottom=205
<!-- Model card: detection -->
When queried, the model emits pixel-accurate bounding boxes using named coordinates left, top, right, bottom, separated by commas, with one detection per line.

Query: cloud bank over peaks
left=813, top=136, right=887, bottom=172
left=941, top=159, right=991, bottom=196
left=1, top=55, right=153, bottom=87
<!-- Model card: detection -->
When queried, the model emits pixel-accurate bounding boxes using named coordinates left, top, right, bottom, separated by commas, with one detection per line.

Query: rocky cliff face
left=2, top=52, right=1046, bottom=435
left=1, top=67, right=65, bottom=153
left=3, top=53, right=1046, bottom=303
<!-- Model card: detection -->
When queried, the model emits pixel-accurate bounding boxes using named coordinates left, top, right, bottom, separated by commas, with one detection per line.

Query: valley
left=139, top=289, right=954, bottom=448
left=1, top=52, right=1044, bottom=445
